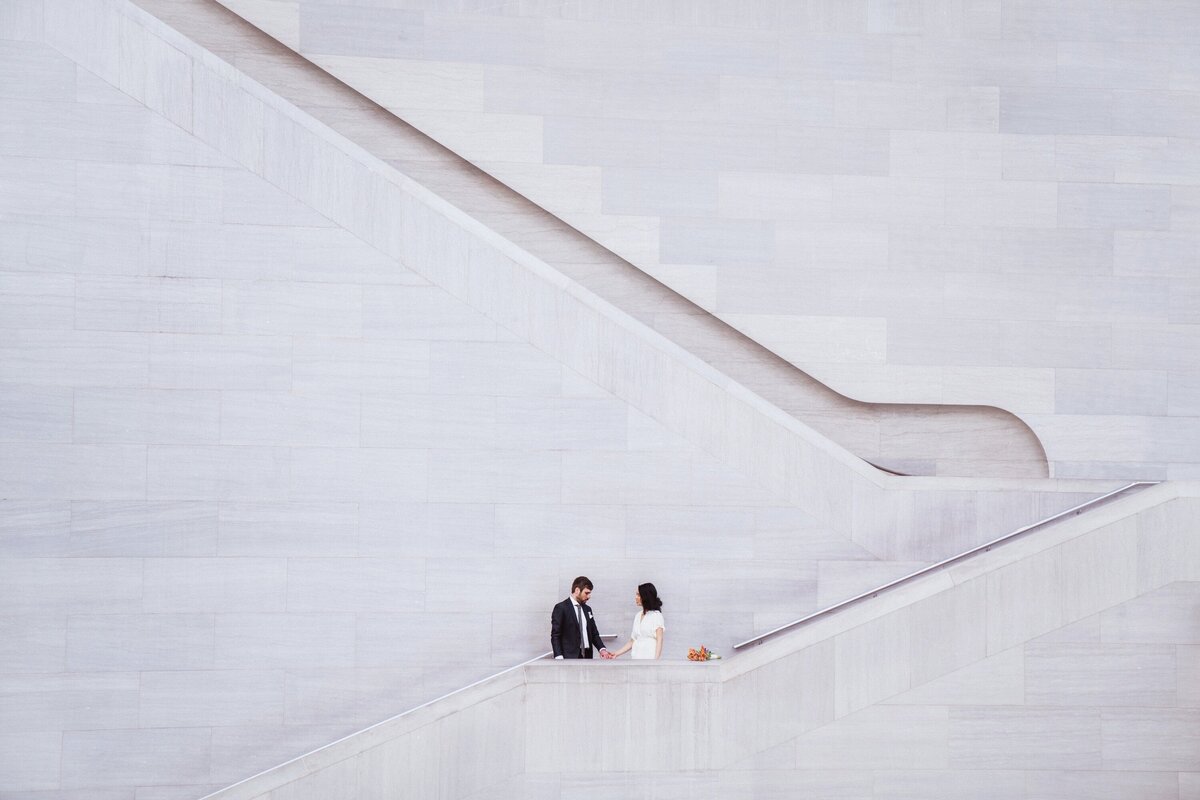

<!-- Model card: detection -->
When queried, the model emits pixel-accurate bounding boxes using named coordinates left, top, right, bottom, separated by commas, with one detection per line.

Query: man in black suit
left=551, top=576, right=609, bottom=660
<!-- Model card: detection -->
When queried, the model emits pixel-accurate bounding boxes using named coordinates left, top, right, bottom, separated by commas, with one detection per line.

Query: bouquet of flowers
left=687, top=645, right=719, bottom=661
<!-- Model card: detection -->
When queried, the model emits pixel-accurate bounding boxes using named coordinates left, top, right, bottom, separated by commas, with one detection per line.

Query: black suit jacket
left=551, top=597, right=604, bottom=658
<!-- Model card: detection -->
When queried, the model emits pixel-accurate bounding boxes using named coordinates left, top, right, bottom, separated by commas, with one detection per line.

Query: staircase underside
left=132, top=0, right=1049, bottom=479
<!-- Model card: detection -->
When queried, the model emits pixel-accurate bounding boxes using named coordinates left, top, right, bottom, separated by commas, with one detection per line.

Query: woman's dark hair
left=638, top=582, right=663, bottom=612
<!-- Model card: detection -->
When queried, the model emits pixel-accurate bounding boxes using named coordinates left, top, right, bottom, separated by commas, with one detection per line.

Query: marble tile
left=148, top=445, right=289, bottom=501
left=0, top=731, right=61, bottom=792
left=985, top=548, right=1063, bottom=654
left=945, top=180, right=1057, bottom=228
left=289, top=447, right=427, bottom=502
left=1181, top=645, right=1200, bottom=708
left=75, top=276, right=221, bottom=334
left=0, top=329, right=149, bottom=388
left=947, top=706, right=1102, bottom=769
left=1102, top=708, right=1200, bottom=771
left=192, top=65, right=263, bottom=172
left=885, top=646, right=1024, bottom=706
left=0, top=272, right=73, bottom=329
left=484, top=64, right=603, bottom=117
left=358, top=502, right=493, bottom=559
left=291, top=337, right=429, bottom=395
left=1111, top=324, right=1200, bottom=372
left=0, top=614, right=66, bottom=673
left=427, top=449, right=559, bottom=504
left=282, top=666, right=415, bottom=728
left=149, top=333, right=291, bottom=390
left=1115, top=232, right=1200, bottom=279
left=1000, top=87, right=1113, bottom=135
left=1059, top=516, right=1139, bottom=621
left=66, top=613, right=214, bottom=671
left=207, top=723, right=350, bottom=791
left=0, top=385, right=73, bottom=443
left=1101, top=583, right=1200, bottom=645
left=1111, top=90, right=1200, bottom=138
left=285, top=557, right=425, bottom=614
left=781, top=37, right=891, bottom=81
left=0, top=556, right=143, bottom=615
left=220, top=390, right=360, bottom=447
left=0, top=672, right=138, bottom=732
left=907, top=577, right=987, bottom=685
left=139, top=669, right=284, bottom=728
left=218, top=502, right=359, bottom=557
left=792, top=705, right=949, bottom=770
left=1033, top=613, right=1102, bottom=645
left=686, top=559, right=816, bottom=614
left=1058, top=41, right=1171, bottom=90
left=1025, top=642, right=1176, bottom=707
left=74, top=388, right=221, bottom=444
left=0, top=3, right=45, bottom=44
left=75, top=163, right=222, bottom=222
left=0, top=499, right=70, bottom=556
left=871, top=769, right=1026, bottom=800
left=1183, top=772, right=1200, bottom=800
left=493, top=503, right=623, bottom=559
left=1059, top=183, right=1172, bottom=231
left=752, top=507, right=874, bottom=562
left=602, top=167, right=717, bottom=217
left=835, top=82, right=949, bottom=130
left=425, top=557, right=558, bottom=614
left=889, top=131, right=1001, bottom=179
left=69, top=501, right=218, bottom=557
left=429, top=341, right=562, bottom=397
left=60, top=728, right=211, bottom=789
left=360, top=393, right=495, bottom=450
left=142, top=557, right=287, bottom=613
left=624, top=506, right=754, bottom=561
left=114, top=11, right=193, bottom=130
left=496, top=396, right=628, bottom=451
left=355, top=613, right=489, bottom=670
left=0, top=443, right=147, bottom=500
left=659, top=217, right=774, bottom=266
left=298, top=6, right=422, bottom=59
left=1024, top=770, right=1180, bottom=800
left=0, top=155, right=74, bottom=216
left=214, top=613, right=355, bottom=670
left=222, top=280, right=361, bottom=337
left=362, top=285, right=497, bottom=342
left=834, top=609, right=911, bottom=716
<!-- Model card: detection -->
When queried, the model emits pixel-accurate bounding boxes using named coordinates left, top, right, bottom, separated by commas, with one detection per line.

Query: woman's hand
left=654, top=627, right=664, bottom=660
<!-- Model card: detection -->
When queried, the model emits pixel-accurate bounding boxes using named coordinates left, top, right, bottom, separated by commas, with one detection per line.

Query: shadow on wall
left=694, top=312, right=1049, bottom=477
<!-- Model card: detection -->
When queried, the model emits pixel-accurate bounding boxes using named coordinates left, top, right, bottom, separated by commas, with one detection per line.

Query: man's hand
left=599, top=648, right=611, bottom=659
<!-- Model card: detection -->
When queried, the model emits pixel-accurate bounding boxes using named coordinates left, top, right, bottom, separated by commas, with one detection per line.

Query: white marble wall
left=197, top=482, right=1200, bottom=800
left=0, top=1, right=1133, bottom=797
left=213, top=0, right=1200, bottom=479
left=0, top=30, right=788, bottom=798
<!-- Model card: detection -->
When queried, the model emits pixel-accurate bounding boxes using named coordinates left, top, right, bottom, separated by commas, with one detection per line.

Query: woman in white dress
left=605, top=583, right=664, bottom=660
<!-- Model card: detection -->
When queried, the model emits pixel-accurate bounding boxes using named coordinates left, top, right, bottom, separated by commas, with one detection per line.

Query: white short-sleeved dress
left=630, top=609, right=665, bottom=659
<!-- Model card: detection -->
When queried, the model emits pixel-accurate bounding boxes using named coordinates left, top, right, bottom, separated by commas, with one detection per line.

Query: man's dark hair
left=571, top=576, right=593, bottom=593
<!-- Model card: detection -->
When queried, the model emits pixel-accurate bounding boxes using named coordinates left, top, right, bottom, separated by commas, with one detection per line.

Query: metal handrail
left=733, top=481, right=1158, bottom=650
